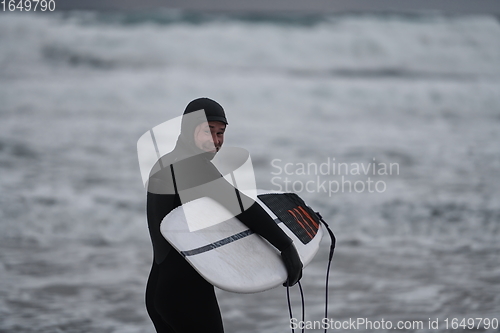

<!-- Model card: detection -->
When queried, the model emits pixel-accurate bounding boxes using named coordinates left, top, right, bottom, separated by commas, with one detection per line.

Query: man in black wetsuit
left=145, top=98, right=303, bottom=333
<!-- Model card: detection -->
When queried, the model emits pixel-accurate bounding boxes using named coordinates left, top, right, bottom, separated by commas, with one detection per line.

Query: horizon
left=54, top=0, right=500, bottom=15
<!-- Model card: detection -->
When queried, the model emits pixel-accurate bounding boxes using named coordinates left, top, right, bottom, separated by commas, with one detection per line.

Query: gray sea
left=1, top=10, right=499, bottom=333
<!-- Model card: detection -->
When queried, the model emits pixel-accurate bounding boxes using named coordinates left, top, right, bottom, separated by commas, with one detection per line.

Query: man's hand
left=281, top=243, right=303, bottom=286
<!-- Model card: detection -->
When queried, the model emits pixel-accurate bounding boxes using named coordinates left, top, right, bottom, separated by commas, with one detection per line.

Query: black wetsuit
left=145, top=144, right=294, bottom=333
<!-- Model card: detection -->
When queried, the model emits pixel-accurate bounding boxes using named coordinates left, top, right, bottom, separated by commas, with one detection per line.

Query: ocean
left=0, top=10, right=499, bottom=332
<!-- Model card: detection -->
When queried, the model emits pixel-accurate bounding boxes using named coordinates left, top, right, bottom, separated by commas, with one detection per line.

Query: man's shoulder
left=147, top=153, right=177, bottom=194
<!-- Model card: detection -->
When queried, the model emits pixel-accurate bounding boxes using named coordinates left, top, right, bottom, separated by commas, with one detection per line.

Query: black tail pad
left=258, top=193, right=320, bottom=244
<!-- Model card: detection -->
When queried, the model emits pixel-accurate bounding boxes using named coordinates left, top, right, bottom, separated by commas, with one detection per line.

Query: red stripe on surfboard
left=288, top=209, right=314, bottom=239
left=298, top=206, right=319, bottom=229
left=293, top=208, right=317, bottom=237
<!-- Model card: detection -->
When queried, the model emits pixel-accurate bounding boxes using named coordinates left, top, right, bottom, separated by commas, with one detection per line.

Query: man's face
left=194, top=121, right=226, bottom=153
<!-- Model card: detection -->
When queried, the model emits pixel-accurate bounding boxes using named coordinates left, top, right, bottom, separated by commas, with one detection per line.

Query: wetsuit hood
left=175, top=97, right=228, bottom=161
left=183, top=97, right=228, bottom=125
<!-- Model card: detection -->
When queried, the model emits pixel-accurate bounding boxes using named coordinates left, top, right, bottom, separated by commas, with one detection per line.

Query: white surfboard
left=160, top=190, right=323, bottom=293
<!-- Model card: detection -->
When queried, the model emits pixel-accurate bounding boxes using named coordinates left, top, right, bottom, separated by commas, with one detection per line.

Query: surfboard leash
left=286, top=279, right=306, bottom=333
left=286, top=211, right=336, bottom=333
left=316, top=211, right=336, bottom=333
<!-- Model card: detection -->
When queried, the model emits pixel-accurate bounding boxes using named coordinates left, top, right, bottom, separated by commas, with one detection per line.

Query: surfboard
left=160, top=190, right=323, bottom=293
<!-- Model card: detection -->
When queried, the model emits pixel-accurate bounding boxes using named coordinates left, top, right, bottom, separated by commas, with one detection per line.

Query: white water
left=1, top=11, right=499, bottom=332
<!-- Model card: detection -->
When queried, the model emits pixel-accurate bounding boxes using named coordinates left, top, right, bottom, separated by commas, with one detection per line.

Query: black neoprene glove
left=281, top=242, right=303, bottom=287
left=234, top=202, right=303, bottom=286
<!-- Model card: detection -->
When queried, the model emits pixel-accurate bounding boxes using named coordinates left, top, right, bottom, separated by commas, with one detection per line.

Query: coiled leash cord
left=286, top=212, right=336, bottom=333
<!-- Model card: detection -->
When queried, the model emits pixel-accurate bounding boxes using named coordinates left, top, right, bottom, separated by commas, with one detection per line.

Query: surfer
left=145, top=97, right=303, bottom=333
